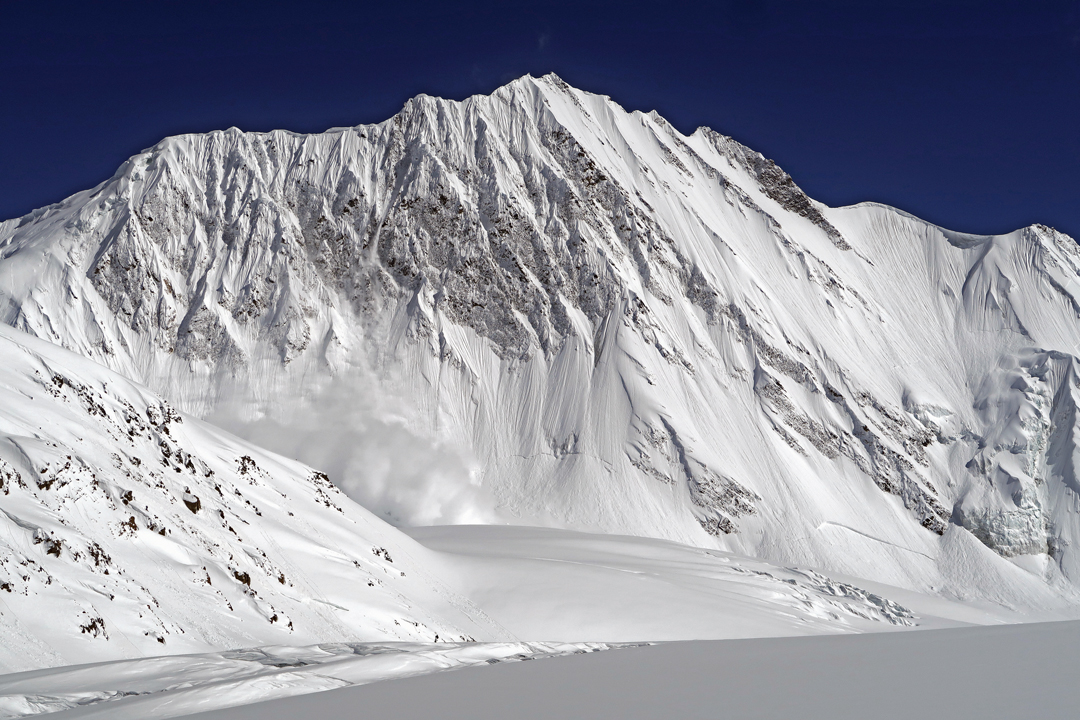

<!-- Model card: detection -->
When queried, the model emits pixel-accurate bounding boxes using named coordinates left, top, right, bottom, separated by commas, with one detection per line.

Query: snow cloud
left=210, top=373, right=500, bottom=528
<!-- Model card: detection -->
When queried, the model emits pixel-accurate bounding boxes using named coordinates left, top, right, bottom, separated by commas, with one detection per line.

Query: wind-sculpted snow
left=4, top=74, right=1080, bottom=612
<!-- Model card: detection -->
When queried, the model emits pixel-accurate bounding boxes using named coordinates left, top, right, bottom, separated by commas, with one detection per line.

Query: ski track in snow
left=815, top=521, right=936, bottom=560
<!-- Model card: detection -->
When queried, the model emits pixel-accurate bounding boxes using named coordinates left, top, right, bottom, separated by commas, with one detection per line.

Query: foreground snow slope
left=4, top=74, right=1080, bottom=609
left=0, top=325, right=508, bottom=673
left=404, top=525, right=1047, bottom=641
left=0, top=641, right=621, bottom=719
left=180, top=620, right=1080, bottom=720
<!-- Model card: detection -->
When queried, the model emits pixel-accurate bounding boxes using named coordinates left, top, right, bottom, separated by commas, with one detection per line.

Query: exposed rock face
left=4, top=74, right=1080, bottom=605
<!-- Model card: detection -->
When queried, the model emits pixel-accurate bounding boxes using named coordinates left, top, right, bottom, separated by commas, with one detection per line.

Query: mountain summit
left=3, top=74, right=1080, bottom=614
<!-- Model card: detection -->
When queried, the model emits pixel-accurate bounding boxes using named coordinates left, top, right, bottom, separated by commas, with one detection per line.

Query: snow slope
left=403, top=525, right=1036, bottom=641
left=3, top=73, right=1080, bottom=611
left=0, top=324, right=510, bottom=673
left=2, top=521, right=1060, bottom=719
left=180, top=620, right=1080, bottom=720
left=0, top=641, right=621, bottom=719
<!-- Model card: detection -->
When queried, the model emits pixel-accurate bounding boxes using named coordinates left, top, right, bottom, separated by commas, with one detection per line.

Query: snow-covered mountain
left=3, top=73, right=1080, bottom=613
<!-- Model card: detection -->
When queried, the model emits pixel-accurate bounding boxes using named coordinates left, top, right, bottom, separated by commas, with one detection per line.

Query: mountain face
left=3, top=73, right=1080, bottom=611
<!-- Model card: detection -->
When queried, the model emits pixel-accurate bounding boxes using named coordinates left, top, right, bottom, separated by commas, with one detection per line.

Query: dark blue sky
left=3, top=1, right=1078, bottom=238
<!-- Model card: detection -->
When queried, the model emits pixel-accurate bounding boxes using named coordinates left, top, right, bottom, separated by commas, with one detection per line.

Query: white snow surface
left=404, top=525, right=1036, bottom=640
left=0, top=640, right=620, bottom=719
left=182, top=620, right=1080, bottom=720
left=0, top=511, right=1059, bottom=718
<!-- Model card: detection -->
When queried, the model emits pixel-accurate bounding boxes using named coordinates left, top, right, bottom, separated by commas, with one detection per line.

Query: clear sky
left=3, top=0, right=1077, bottom=238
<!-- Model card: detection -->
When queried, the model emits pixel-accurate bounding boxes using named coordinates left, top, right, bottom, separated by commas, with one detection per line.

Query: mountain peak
left=3, top=76, right=1080, bottom=624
